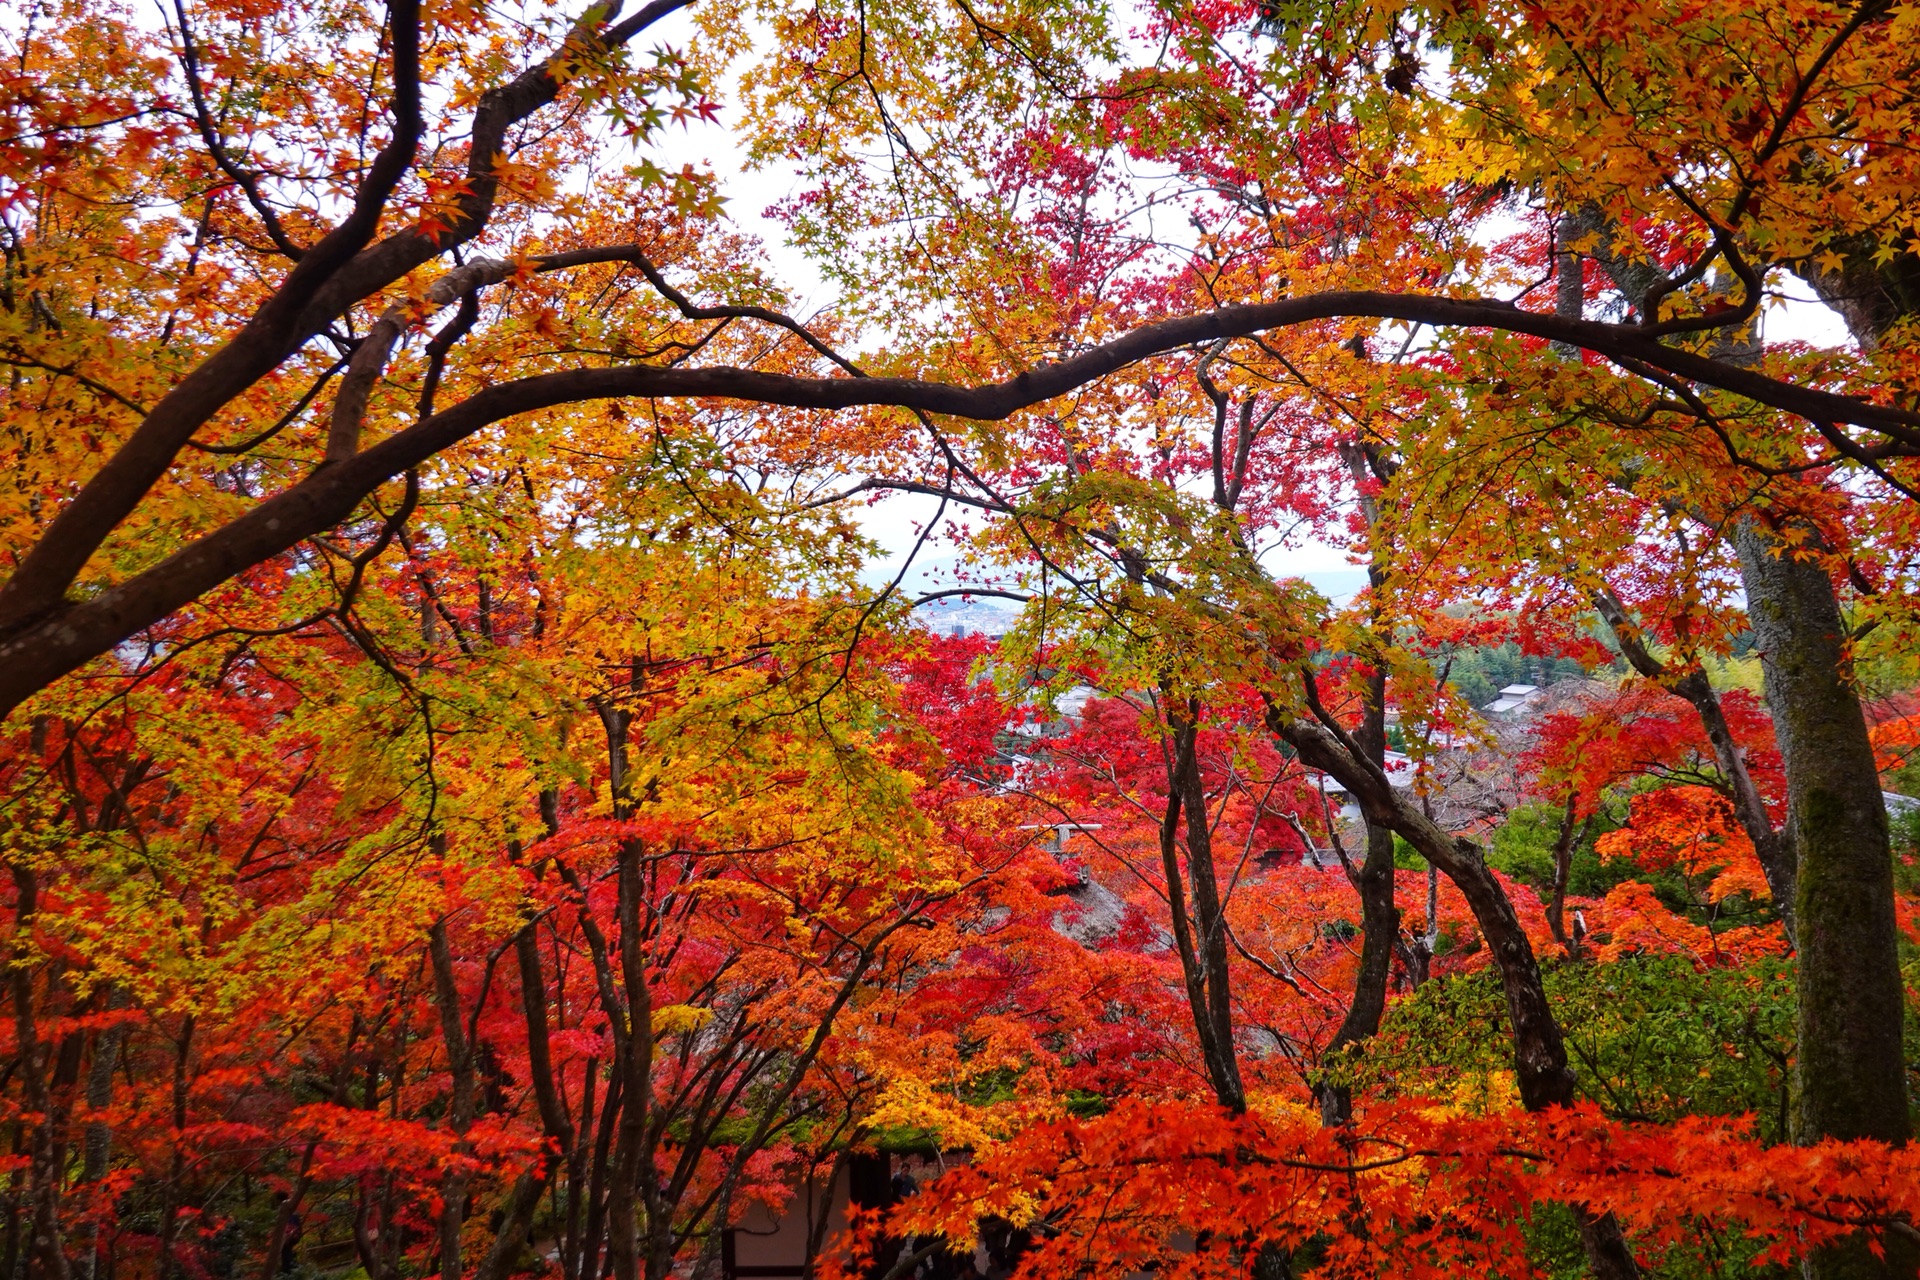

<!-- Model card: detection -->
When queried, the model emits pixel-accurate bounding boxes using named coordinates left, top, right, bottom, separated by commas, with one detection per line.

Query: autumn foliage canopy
left=2, top=0, right=1919, bottom=1279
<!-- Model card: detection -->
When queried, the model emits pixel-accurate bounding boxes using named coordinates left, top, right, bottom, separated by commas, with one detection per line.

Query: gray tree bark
left=1570, top=208, right=1913, bottom=1280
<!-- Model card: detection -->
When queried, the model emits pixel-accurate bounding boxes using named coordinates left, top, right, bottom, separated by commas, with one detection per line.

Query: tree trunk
left=428, top=919, right=478, bottom=1280
left=8, top=868, right=71, bottom=1280
left=1576, top=223, right=1911, bottom=1278
left=1316, top=668, right=1399, bottom=1127
left=1781, top=239, right=1917, bottom=1280
left=1158, top=703, right=1246, bottom=1112
left=79, top=984, right=131, bottom=1280
left=1274, top=713, right=1641, bottom=1280
left=607, top=840, right=654, bottom=1280
left=1731, top=523, right=1908, bottom=1160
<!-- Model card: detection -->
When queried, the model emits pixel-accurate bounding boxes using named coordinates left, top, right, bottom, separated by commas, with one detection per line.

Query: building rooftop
left=1485, top=684, right=1545, bottom=716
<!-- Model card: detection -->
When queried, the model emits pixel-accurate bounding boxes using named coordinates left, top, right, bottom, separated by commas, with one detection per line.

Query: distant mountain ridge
left=861, top=555, right=1372, bottom=635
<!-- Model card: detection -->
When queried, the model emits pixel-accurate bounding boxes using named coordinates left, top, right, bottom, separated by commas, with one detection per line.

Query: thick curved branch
left=0, top=0, right=690, bottom=630
left=326, top=257, right=513, bottom=462
left=0, top=0, right=426, bottom=626
left=448, top=292, right=1920, bottom=436
left=7, top=284, right=1920, bottom=715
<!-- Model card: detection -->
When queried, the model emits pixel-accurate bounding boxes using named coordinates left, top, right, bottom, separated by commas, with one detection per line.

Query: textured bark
left=1734, top=522, right=1911, bottom=1280
left=1318, top=817, right=1397, bottom=1128
left=78, top=984, right=130, bottom=1280
left=1782, top=228, right=1918, bottom=1280
left=1791, top=238, right=1920, bottom=356
left=1174, top=707, right=1247, bottom=1114
left=515, top=925, right=577, bottom=1150
left=604, top=839, right=652, bottom=1280
left=79, top=985, right=128, bottom=1186
left=471, top=1171, right=549, bottom=1280
left=1575, top=221, right=1909, bottom=1280
left=1732, top=524, right=1907, bottom=1150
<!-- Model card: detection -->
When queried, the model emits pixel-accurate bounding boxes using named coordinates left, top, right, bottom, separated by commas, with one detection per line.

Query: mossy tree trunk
left=1573, top=217, right=1911, bottom=1280
left=1777, top=241, right=1918, bottom=1280
left=1731, top=523, right=1910, bottom=1280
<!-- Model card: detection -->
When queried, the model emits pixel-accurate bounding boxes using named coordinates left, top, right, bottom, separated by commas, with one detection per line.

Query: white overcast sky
left=650, top=7, right=1856, bottom=592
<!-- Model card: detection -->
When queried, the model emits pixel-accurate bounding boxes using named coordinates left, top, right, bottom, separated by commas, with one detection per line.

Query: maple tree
left=5, top=0, right=1920, bottom=1279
